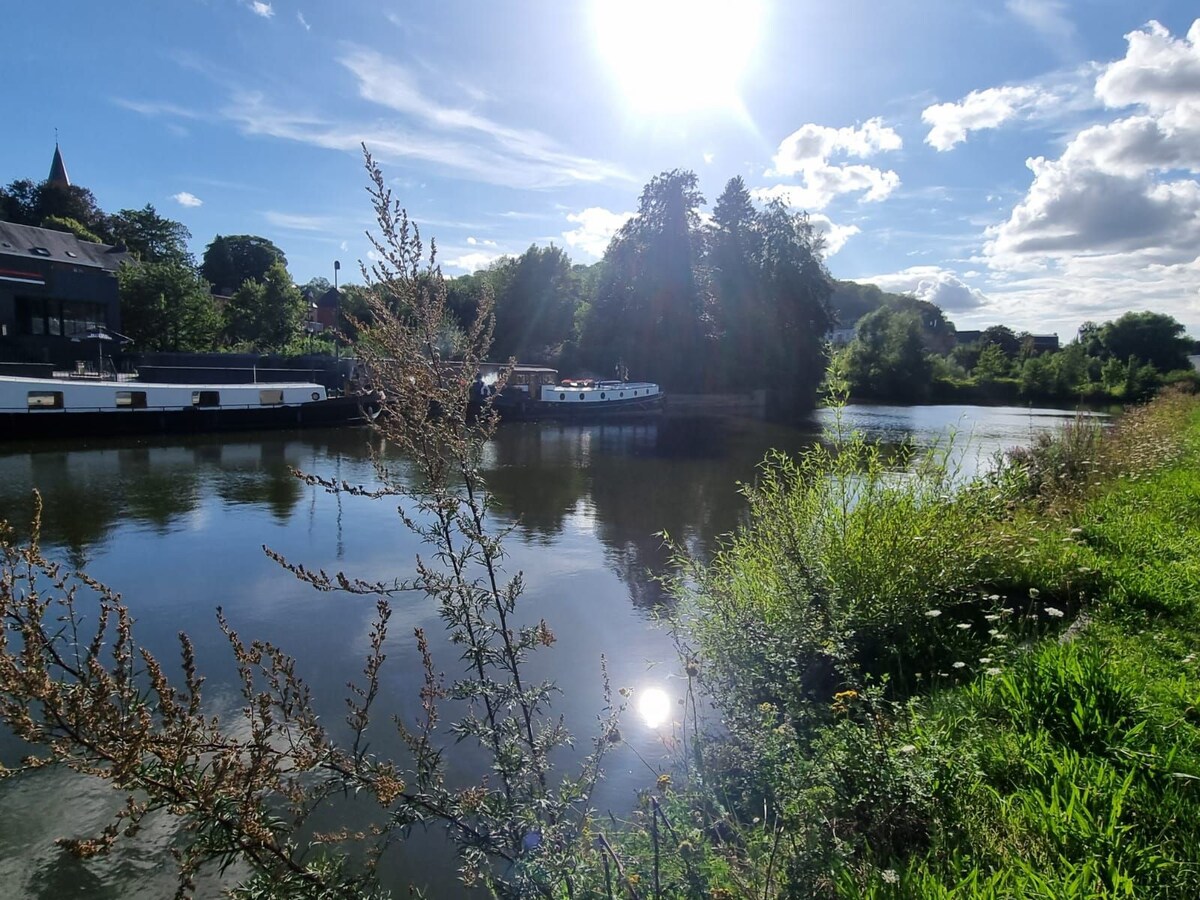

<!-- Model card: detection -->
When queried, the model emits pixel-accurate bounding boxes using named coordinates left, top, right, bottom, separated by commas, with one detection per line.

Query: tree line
left=0, top=174, right=320, bottom=353
left=838, top=304, right=1196, bottom=404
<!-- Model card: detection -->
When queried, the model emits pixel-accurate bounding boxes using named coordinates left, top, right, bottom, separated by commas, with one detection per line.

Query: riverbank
left=656, top=387, right=1200, bottom=898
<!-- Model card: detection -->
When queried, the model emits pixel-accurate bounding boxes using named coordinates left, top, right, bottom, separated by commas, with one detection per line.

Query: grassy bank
left=651, top=387, right=1200, bottom=898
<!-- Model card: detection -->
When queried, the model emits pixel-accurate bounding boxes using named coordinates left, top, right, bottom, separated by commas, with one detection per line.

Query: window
left=192, top=390, right=220, bottom=408
left=116, top=391, right=147, bottom=409
left=28, top=391, right=64, bottom=409
left=259, top=389, right=284, bottom=405
left=559, top=392, right=566, bottom=400
left=579, top=393, right=586, bottom=400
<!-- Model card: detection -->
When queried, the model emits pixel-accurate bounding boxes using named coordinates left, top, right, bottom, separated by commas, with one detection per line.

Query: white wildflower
left=952, top=661, right=966, bottom=669
left=956, top=623, right=971, bottom=630
left=924, top=609, right=942, bottom=618
left=1044, top=607, right=1065, bottom=618
left=986, top=667, right=1003, bottom=676
left=882, top=869, right=899, bottom=884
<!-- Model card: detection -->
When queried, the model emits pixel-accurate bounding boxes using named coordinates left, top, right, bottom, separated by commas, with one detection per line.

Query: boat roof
left=0, top=374, right=324, bottom=390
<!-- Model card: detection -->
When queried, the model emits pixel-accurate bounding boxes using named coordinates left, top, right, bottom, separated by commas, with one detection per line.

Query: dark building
left=0, top=220, right=129, bottom=367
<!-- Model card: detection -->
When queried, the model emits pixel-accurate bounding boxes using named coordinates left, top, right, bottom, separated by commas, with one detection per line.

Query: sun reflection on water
left=637, top=686, right=672, bottom=729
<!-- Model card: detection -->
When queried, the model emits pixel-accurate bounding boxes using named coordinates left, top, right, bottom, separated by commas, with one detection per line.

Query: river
left=0, top=403, right=1101, bottom=897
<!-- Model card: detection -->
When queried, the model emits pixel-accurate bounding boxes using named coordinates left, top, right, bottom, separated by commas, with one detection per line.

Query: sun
left=592, top=0, right=764, bottom=115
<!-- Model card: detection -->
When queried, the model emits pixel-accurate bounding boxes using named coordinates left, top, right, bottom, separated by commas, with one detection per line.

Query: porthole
left=559, top=392, right=566, bottom=400
left=600, top=392, right=606, bottom=400
left=311, top=392, right=320, bottom=401
left=620, top=392, right=624, bottom=397
left=579, top=393, right=585, bottom=400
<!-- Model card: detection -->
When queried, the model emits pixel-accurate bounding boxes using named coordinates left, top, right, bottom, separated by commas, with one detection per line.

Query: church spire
left=48, top=140, right=70, bottom=187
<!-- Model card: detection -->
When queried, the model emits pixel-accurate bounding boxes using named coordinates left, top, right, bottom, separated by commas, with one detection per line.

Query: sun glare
left=592, top=0, right=763, bottom=115
left=637, top=686, right=673, bottom=729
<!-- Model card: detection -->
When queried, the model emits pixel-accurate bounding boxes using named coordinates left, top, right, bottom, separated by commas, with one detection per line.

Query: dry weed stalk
left=0, top=149, right=621, bottom=899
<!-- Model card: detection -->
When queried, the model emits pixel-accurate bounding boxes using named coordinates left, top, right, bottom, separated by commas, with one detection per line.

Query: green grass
left=664, top=389, right=1200, bottom=899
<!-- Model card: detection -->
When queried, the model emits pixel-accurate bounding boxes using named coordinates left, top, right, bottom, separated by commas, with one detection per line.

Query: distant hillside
left=829, top=280, right=914, bottom=328
left=829, top=280, right=956, bottom=353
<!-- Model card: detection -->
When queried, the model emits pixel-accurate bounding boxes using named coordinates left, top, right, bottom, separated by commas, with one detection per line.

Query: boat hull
left=0, top=395, right=373, bottom=442
left=490, top=391, right=665, bottom=421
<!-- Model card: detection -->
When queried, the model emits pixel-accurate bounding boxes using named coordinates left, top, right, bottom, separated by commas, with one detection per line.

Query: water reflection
left=0, top=405, right=1101, bottom=896
left=637, top=686, right=673, bottom=729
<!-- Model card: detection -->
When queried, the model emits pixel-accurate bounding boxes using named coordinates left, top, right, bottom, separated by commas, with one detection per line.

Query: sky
left=4, top=1, right=1199, bottom=338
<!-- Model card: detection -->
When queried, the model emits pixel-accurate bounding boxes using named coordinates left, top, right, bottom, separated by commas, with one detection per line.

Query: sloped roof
left=0, top=221, right=130, bottom=272
left=48, top=144, right=70, bottom=186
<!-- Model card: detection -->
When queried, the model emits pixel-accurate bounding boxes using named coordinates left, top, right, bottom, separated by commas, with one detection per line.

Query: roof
left=0, top=221, right=130, bottom=272
left=48, top=144, right=70, bottom=186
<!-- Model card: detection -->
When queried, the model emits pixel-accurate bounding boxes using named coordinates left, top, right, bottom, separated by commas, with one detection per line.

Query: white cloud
left=862, top=266, right=989, bottom=313
left=325, top=48, right=630, bottom=189
left=296, top=11, right=310, bottom=30
left=444, top=251, right=503, bottom=273
left=263, top=211, right=333, bottom=231
left=703, top=152, right=715, bottom=165
left=752, top=164, right=901, bottom=210
left=807, top=214, right=859, bottom=257
left=1006, top=0, right=1078, bottom=52
left=988, top=21, right=1200, bottom=270
left=172, top=191, right=203, bottom=208
left=1095, top=20, right=1200, bottom=114
left=758, top=118, right=901, bottom=210
left=466, top=236, right=498, bottom=247
left=246, top=1, right=273, bottom=19
left=922, top=86, right=1041, bottom=151
left=981, top=20, right=1200, bottom=331
left=562, top=207, right=634, bottom=258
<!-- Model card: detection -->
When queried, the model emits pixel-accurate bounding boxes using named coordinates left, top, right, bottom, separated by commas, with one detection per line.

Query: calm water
left=0, top=404, right=1098, bottom=897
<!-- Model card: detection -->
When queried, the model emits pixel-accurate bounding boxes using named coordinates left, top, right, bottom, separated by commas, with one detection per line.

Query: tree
left=489, top=244, right=581, bottom=364
left=708, top=176, right=764, bottom=388
left=117, top=261, right=221, bottom=351
left=109, top=205, right=193, bottom=265
left=40, top=215, right=103, bottom=244
left=980, top=325, right=1021, bottom=358
left=1098, top=311, right=1192, bottom=373
left=841, top=306, right=932, bottom=401
left=0, top=178, right=39, bottom=223
left=582, top=169, right=708, bottom=389
left=222, top=261, right=305, bottom=350
left=754, top=200, right=832, bottom=409
left=974, top=342, right=1012, bottom=383
left=201, top=234, right=288, bottom=295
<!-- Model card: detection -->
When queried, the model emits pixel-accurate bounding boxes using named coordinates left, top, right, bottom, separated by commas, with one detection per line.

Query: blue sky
left=4, top=1, right=1199, bottom=337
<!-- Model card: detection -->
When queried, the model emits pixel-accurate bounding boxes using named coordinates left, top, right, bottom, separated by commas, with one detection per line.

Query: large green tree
left=1098, top=311, right=1192, bottom=373
left=109, top=205, right=193, bottom=266
left=117, top=262, right=221, bottom=351
left=708, top=176, right=764, bottom=389
left=489, top=244, right=581, bottom=364
left=841, top=306, right=932, bottom=401
left=582, top=169, right=708, bottom=388
left=0, top=177, right=111, bottom=240
left=753, top=200, right=833, bottom=407
left=201, top=234, right=288, bottom=295
left=222, top=261, right=305, bottom=350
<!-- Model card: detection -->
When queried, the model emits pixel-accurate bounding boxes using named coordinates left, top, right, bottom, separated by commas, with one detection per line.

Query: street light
left=333, top=260, right=341, bottom=376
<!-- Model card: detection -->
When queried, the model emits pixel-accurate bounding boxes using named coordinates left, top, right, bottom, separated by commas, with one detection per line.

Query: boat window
left=27, top=391, right=63, bottom=409
left=579, top=393, right=585, bottom=400
left=559, top=393, right=566, bottom=400
left=116, top=391, right=147, bottom=409
left=259, top=389, right=284, bottom=406
left=600, top=393, right=606, bottom=400
left=620, top=392, right=625, bottom=397
left=192, top=390, right=220, bottom=408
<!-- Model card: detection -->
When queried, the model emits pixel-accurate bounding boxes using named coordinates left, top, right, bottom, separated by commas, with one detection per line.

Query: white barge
left=489, top=370, right=665, bottom=420
left=0, top=374, right=374, bottom=441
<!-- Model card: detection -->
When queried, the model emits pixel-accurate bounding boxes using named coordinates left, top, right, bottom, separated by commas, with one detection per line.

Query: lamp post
left=333, top=260, right=341, bottom=386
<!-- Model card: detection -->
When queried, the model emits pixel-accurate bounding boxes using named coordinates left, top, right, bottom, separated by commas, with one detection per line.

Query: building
left=0, top=220, right=129, bottom=367
left=0, top=144, right=131, bottom=368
